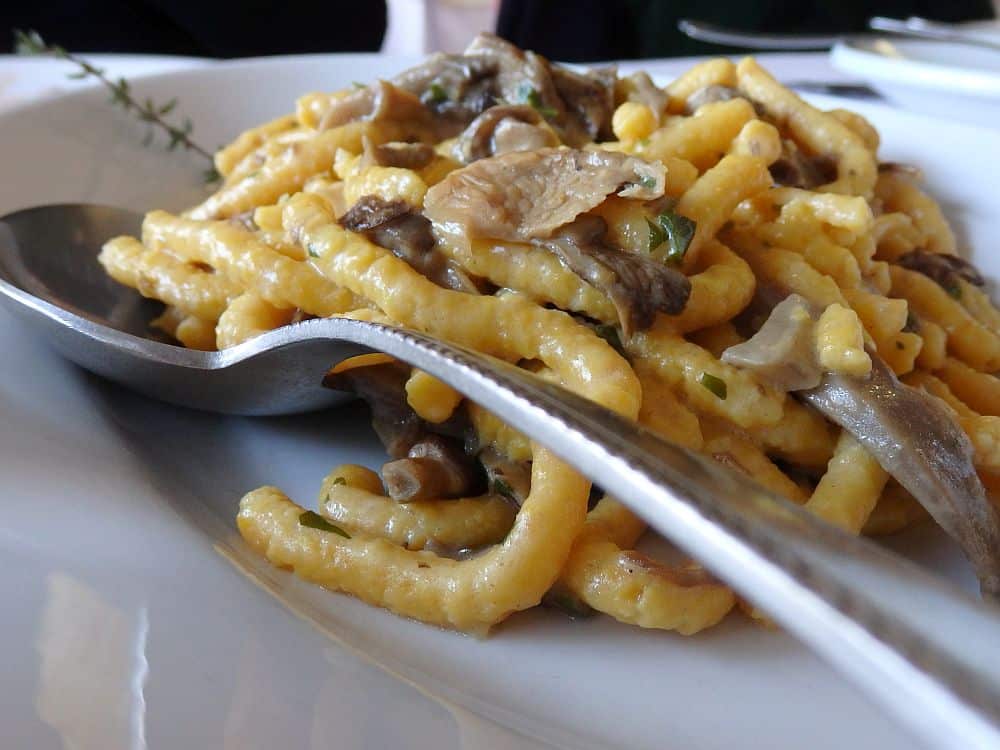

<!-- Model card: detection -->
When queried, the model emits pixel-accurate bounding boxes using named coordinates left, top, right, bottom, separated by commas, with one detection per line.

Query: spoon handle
left=329, top=318, right=1000, bottom=750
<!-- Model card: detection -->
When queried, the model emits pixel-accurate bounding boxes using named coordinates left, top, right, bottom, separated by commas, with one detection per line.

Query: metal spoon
left=678, top=16, right=1000, bottom=54
left=2, top=203, right=1000, bottom=749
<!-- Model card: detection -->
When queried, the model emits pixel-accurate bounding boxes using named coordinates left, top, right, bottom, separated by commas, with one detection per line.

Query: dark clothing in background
left=497, top=0, right=996, bottom=60
left=3, top=0, right=996, bottom=59
left=2, top=1, right=386, bottom=57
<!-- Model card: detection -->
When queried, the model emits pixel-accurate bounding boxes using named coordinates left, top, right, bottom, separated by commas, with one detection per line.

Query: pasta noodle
left=100, top=39, right=1000, bottom=636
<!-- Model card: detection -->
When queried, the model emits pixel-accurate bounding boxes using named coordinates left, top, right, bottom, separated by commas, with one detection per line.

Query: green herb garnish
left=593, top=323, right=626, bottom=355
left=518, top=84, right=558, bottom=119
left=306, top=242, right=322, bottom=258
left=14, top=29, right=217, bottom=182
left=947, top=283, right=962, bottom=300
left=543, top=589, right=595, bottom=619
left=648, top=211, right=696, bottom=264
left=637, top=175, right=658, bottom=190
left=426, top=82, right=449, bottom=104
left=352, top=81, right=367, bottom=89
left=699, top=372, right=727, bottom=400
left=299, top=511, right=351, bottom=537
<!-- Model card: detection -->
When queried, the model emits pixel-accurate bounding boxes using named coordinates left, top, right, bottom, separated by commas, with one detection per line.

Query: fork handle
left=323, top=319, right=1000, bottom=750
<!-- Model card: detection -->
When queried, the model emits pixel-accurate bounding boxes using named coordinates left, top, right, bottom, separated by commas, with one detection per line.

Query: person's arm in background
left=497, top=0, right=996, bottom=60
left=2, top=0, right=386, bottom=56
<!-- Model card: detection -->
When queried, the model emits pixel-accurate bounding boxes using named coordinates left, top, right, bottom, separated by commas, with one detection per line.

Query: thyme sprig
left=13, top=29, right=220, bottom=182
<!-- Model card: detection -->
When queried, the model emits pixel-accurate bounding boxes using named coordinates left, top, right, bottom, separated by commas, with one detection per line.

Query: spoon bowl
left=0, top=203, right=371, bottom=414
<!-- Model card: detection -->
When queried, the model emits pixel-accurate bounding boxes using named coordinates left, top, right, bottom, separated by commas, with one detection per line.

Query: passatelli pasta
left=100, top=36, right=1000, bottom=634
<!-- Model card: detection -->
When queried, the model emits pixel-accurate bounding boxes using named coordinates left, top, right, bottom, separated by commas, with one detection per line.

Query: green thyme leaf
left=699, top=372, right=727, bottom=400
left=518, top=84, right=558, bottom=119
left=638, top=175, right=658, bottom=190
left=352, top=81, right=366, bottom=89
left=649, top=210, right=696, bottom=264
left=593, top=323, right=625, bottom=355
left=202, top=166, right=222, bottom=184
left=306, top=241, right=322, bottom=258
left=426, top=82, right=449, bottom=104
left=543, top=589, right=595, bottom=619
left=299, top=511, right=351, bottom=537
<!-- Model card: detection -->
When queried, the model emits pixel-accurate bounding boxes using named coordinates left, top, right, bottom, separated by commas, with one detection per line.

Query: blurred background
left=1, top=0, right=996, bottom=60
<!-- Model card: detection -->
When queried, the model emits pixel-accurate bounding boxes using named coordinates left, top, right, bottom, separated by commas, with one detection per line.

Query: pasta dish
left=99, top=35, right=1000, bottom=635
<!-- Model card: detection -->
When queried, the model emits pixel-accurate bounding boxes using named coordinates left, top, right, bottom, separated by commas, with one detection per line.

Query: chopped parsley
left=306, top=241, right=322, bottom=258
left=517, top=84, right=558, bottom=119
left=699, top=372, right=727, bottom=400
left=593, top=323, right=626, bottom=355
left=299, top=511, right=351, bottom=538
left=637, top=175, right=658, bottom=190
left=647, top=210, right=696, bottom=264
left=426, top=82, right=449, bottom=104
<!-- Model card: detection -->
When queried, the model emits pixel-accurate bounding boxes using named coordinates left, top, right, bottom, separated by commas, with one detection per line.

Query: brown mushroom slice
left=896, top=249, right=985, bottom=291
left=537, top=215, right=691, bottom=337
left=721, top=294, right=823, bottom=391
left=360, top=138, right=436, bottom=170
left=318, top=80, right=431, bottom=131
left=382, top=435, right=486, bottom=502
left=684, top=84, right=742, bottom=114
left=769, top=138, right=838, bottom=189
left=622, top=71, right=668, bottom=123
left=802, top=358, right=1000, bottom=599
left=423, top=147, right=665, bottom=242
left=725, top=294, right=1000, bottom=598
left=339, top=195, right=481, bottom=294
left=454, top=105, right=557, bottom=162
left=550, top=64, right=617, bottom=142
left=323, top=359, right=424, bottom=458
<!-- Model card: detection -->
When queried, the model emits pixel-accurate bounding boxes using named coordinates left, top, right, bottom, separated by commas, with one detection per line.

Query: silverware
left=677, top=18, right=841, bottom=49
left=2, top=203, right=1000, bottom=749
left=679, top=16, right=1000, bottom=53
left=869, top=16, right=1000, bottom=53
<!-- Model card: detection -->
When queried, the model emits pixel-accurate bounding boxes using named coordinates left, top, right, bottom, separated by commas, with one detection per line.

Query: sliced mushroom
left=550, top=64, right=617, bottom=142
left=423, top=147, right=665, bottom=242
left=537, top=214, right=691, bottom=337
left=721, top=294, right=823, bottom=391
left=388, top=33, right=616, bottom=145
left=802, top=357, right=1000, bottom=599
left=339, top=195, right=482, bottom=293
left=725, top=290, right=1000, bottom=599
left=621, top=71, right=667, bottom=123
left=382, top=435, right=486, bottom=502
left=684, top=84, right=741, bottom=115
left=896, top=249, right=985, bottom=291
left=318, top=80, right=430, bottom=131
left=454, top=104, right=557, bottom=163
left=323, top=360, right=423, bottom=458
left=770, top=139, right=837, bottom=189
left=360, top=138, right=436, bottom=170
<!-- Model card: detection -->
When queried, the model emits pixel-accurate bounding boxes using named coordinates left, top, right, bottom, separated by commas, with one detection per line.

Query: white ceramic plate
left=831, top=23, right=1000, bottom=128
left=0, top=55, right=994, bottom=750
